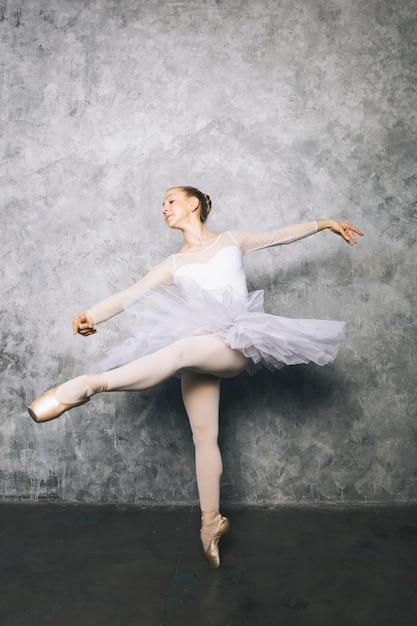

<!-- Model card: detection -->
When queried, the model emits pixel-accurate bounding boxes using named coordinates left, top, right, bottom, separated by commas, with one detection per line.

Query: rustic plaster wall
left=1, top=0, right=416, bottom=504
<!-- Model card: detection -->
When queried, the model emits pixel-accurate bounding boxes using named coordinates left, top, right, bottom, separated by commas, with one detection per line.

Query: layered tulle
left=97, top=279, right=345, bottom=375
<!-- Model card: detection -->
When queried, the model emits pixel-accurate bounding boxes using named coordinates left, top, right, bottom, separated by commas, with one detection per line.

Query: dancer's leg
left=54, top=374, right=107, bottom=403
left=103, top=335, right=249, bottom=391
left=181, top=370, right=230, bottom=568
left=50, top=335, right=247, bottom=401
left=181, top=371, right=222, bottom=512
left=29, top=335, right=248, bottom=422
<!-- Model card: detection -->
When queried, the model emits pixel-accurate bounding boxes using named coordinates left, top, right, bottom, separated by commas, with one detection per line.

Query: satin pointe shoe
left=28, top=386, right=90, bottom=423
left=200, top=516, right=230, bottom=568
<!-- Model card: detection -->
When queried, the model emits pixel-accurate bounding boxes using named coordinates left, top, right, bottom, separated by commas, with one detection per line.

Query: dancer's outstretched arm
left=232, top=219, right=363, bottom=254
left=73, top=256, right=173, bottom=336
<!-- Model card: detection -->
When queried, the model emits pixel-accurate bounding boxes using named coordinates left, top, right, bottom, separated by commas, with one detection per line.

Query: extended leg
left=104, top=335, right=249, bottom=390
left=28, top=335, right=249, bottom=422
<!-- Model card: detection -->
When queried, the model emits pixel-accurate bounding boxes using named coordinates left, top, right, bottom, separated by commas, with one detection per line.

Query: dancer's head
left=163, top=186, right=212, bottom=225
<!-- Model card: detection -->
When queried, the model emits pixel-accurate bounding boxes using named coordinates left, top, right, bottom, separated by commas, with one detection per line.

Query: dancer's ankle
left=89, top=373, right=108, bottom=395
left=55, top=374, right=107, bottom=404
left=201, top=509, right=222, bottom=530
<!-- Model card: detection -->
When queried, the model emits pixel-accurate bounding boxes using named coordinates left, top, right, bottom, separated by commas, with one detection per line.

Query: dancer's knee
left=191, top=424, right=219, bottom=449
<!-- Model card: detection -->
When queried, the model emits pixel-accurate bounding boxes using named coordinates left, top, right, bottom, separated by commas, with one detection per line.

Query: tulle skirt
left=97, top=280, right=345, bottom=374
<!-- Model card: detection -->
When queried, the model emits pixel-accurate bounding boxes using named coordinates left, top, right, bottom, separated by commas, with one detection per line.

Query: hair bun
left=203, top=193, right=212, bottom=216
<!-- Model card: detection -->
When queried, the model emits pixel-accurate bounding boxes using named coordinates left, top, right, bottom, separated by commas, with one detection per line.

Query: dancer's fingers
left=330, top=221, right=363, bottom=246
left=73, top=312, right=96, bottom=336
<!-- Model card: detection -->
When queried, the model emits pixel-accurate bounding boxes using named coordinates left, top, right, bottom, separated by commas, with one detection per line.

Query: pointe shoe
left=200, top=516, right=230, bottom=568
left=28, top=386, right=90, bottom=423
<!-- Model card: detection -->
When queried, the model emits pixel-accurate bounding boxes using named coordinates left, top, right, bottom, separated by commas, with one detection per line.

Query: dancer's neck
left=178, top=224, right=219, bottom=253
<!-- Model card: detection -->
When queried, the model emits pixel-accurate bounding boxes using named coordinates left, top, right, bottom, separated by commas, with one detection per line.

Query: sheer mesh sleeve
left=87, top=257, right=173, bottom=325
left=231, top=221, right=318, bottom=254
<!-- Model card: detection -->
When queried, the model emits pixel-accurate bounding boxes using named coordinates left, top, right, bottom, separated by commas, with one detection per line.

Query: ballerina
left=28, top=186, right=363, bottom=567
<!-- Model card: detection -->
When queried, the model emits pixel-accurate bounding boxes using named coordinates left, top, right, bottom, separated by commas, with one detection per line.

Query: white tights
left=55, top=335, right=249, bottom=512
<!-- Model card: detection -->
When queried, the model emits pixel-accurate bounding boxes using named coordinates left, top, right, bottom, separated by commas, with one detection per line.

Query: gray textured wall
left=1, top=0, right=416, bottom=504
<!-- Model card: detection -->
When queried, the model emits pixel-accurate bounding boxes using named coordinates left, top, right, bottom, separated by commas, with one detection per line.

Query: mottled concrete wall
left=1, top=0, right=416, bottom=504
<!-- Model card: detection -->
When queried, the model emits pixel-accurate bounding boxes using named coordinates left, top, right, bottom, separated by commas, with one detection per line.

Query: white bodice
left=173, top=234, right=248, bottom=300
left=174, top=246, right=248, bottom=298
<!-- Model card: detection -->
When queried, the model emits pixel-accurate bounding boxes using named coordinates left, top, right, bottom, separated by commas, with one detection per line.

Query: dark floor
left=0, top=502, right=416, bottom=626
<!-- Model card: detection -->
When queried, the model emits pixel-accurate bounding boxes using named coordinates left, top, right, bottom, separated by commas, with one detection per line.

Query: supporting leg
left=181, top=370, right=230, bottom=568
left=181, top=370, right=222, bottom=512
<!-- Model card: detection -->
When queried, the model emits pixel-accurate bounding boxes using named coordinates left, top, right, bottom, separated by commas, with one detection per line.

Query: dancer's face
left=162, top=188, right=198, bottom=229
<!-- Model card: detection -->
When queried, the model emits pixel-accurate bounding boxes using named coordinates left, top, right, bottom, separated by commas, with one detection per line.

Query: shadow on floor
left=0, top=502, right=416, bottom=625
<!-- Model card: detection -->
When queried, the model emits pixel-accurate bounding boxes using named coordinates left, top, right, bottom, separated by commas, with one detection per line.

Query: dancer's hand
left=73, top=312, right=97, bottom=336
left=317, top=219, right=363, bottom=246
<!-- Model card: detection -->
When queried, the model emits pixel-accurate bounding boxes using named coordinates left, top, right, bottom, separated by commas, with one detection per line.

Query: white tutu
left=97, top=279, right=345, bottom=375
